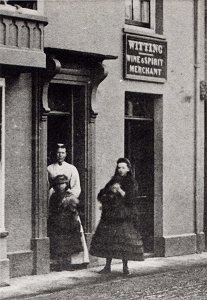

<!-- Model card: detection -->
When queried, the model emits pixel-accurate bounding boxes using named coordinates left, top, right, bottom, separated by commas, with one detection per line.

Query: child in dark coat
left=47, top=175, right=83, bottom=270
left=90, top=158, right=144, bottom=275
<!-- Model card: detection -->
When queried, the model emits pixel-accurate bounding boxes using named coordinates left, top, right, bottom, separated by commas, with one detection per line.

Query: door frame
left=46, top=79, right=90, bottom=231
left=124, top=92, right=154, bottom=252
left=0, top=78, right=9, bottom=285
left=124, top=91, right=163, bottom=256
left=43, top=75, right=93, bottom=234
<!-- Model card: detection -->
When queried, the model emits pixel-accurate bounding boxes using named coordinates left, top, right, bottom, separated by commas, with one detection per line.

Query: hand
left=61, top=198, right=71, bottom=209
left=111, top=183, right=126, bottom=197
left=61, top=195, right=79, bottom=209
left=110, top=183, right=121, bottom=194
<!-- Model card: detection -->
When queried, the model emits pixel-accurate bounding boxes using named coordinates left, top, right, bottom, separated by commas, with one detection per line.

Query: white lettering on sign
left=129, top=65, right=162, bottom=76
left=128, top=40, right=163, bottom=54
left=126, top=55, right=164, bottom=67
left=125, top=35, right=167, bottom=80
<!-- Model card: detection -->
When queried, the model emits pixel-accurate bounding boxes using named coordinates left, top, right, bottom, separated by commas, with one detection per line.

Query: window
left=2, top=0, right=44, bottom=14
left=125, top=0, right=153, bottom=28
left=7, top=0, right=37, bottom=10
left=125, top=92, right=154, bottom=120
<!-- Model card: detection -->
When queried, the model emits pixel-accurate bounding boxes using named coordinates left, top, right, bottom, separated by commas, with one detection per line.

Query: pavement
left=1, top=252, right=207, bottom=300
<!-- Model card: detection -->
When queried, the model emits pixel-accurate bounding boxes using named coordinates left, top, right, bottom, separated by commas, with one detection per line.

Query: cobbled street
left=26, top=265, right=207, bottom=300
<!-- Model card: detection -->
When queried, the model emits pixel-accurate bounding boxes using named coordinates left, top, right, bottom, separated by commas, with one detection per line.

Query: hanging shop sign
left=124, top=34, right=167, bottom=82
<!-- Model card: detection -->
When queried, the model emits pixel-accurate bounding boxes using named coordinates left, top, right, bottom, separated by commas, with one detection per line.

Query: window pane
left=133, top=0, right=141, bottom=22
left=7, top=1, right=37, bottom=10
left=48, top=84, right=71, bottom=112
left=125, top=0, right=132, bottom=19
left=141, top=0, right=150, bottom=23
left=125, top=94, right=154, bottom=119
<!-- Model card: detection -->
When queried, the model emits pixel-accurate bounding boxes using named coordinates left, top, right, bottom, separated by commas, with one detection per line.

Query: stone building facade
left=0, top=0, right=206, bottom=286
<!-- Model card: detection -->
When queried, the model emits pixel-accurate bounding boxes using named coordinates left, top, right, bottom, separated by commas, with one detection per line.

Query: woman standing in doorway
left=90, top=157, right=144, bottom=275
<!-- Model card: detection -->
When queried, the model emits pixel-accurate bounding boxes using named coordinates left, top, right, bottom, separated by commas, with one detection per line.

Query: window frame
left=5, top=0, right=44, bottom=14
left=7, top=1, right=37, bottom=10
left=125, top=0, right=156, bottom=30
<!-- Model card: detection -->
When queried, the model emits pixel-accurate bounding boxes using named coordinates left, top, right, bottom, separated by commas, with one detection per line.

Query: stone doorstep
left=1, top=252, right=207, bottom=300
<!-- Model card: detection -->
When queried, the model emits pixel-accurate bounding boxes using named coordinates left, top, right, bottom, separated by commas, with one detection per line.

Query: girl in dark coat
left=47, top=175, right=83, bottom=270
left=90, top=158, right=144, bottom=275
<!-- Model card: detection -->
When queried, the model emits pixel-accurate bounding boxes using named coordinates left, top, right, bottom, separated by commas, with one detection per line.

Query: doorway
left=47, top=82, right=88, bottom=227
left=125, top=92, right=154, bottom=252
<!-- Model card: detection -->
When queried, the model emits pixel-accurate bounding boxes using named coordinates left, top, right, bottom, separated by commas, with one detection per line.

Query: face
left=56, top=148, right=67, bottom=163
left=117, top=162, right=129, bottom=177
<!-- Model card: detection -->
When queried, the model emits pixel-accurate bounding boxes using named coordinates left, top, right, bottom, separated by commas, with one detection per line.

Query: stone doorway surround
left=31, top=49, right=117, bottom=275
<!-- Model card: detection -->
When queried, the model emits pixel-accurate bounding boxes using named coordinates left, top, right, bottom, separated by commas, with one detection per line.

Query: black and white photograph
left=1, top=0, right=207, bottom=299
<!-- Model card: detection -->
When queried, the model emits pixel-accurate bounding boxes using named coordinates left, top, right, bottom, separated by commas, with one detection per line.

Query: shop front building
left=0, top=0, right=206, bottom=286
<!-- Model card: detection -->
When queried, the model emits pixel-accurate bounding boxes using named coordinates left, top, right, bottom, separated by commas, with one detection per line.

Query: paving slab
left=1, top=252, right=207, bottom=300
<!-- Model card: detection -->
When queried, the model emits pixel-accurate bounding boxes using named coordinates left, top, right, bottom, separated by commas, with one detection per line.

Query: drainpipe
left=194, top=0, right=203, bottom=251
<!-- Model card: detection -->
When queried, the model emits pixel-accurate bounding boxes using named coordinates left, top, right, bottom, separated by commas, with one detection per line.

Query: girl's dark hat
left=52, top=175, right=69, bottom=186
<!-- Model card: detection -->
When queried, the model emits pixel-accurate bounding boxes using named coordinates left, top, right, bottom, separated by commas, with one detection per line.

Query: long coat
left=90, top=174, right=144, bottom=261
left=48, top=191, right=83, bottom=260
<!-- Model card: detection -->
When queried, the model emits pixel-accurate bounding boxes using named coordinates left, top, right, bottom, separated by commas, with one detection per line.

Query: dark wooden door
left=125, top=92, right=154, bottom=252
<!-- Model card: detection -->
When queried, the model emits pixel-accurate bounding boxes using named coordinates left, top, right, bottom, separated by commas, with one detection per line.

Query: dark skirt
left=48, top=211, right=83, bottom=260
left=90, top=218, right=144, bottom=261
